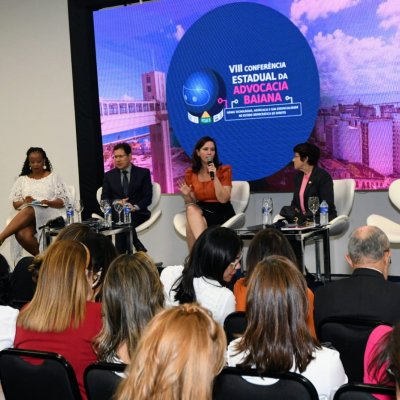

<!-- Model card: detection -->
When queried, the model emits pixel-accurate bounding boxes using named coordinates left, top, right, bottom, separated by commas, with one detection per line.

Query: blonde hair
left=17, top=240, right=90, bottom=332
left=116, top=304, right=226, bottom=400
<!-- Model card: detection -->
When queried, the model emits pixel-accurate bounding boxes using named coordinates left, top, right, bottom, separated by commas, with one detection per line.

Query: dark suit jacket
left=314, top=268, right=400, bottom=330
left=291, top=166, right=337, bottom=220
left=102, top=164, right=152, bottom=220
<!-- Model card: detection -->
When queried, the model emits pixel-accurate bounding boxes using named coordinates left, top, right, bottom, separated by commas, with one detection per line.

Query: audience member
left=80, top=232, right=118, bottom=301
left=14, top=240, right=102, bottom=400
left=94, top=252, right=164, bottom=364
left=227, top=256, right=347, bottom=399
left=364, top=324, right=395, bottom=400
left=314, top=226, right=400, bottom=331
left=234, top=228, right=316, bottom=337
left=102, top=142, right=152, bottom=253
left=178, top=136, right=235, bottom=250
left=160, top=226, right=242, bottom=324
left=115, top=304, right=226, bottom=400
left=0, top=147, right=69, bottom=257
left=9, top=223, right=116, bottom=305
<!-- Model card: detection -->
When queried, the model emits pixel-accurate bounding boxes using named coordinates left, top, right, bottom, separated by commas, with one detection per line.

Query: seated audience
left=160, top=226, right=242, bottom=324
left=80, top=232, right=118, bottom=301
left=314, top=226, right=400, bottom=331
left=115, top=304, right=226, bottom=400
left=9, top=224, right=118, bottom=305
left=234, top=227, right=316, bottom=337
left=364, top=324, right=397, bottom=400
left=227, top=256, right=347, bottom=399
left=14, top=240, right=102, bottom=400
left=94, top=252, right=164, bottom=364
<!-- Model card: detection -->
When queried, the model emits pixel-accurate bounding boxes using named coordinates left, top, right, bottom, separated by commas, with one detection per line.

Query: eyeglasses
left=230, top=252, right=243, bottom=270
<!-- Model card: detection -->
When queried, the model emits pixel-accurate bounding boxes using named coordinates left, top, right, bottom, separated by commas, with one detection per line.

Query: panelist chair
left=173, top=181, right=250, bottom=237
left=367, top=179, right=400, bottom=243
left=0, top=348, right=81, bottom=400
left=328, top=179, right=356, bottom=237
left=273, top=178, right=355, bottom=237
left=92, top=182, right=162, bottom=234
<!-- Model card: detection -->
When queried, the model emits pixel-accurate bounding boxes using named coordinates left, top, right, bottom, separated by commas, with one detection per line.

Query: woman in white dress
left=227, top=255, right=347, bottom=400
left=0, top=147, right=69, bottom=256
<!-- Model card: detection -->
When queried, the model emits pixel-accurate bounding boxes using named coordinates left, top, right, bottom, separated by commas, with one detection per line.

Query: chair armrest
left=91, top=213, right=104, bottom=220
left=367, top=214, right=400, bottom=243
left=137, top=210, right=162, bottom=234
left=221, top=213, right=246, bottom=230
left=328, top=215, right=349, bottom=237
left=173, top=213, right=187, bottom=237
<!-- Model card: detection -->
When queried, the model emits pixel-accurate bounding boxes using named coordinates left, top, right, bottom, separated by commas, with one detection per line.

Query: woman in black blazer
left=291, top=142, right=337, bottom=222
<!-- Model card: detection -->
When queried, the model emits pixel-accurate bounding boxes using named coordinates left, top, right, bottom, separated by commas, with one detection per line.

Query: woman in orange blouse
left=179, top=136, right=235, bottom=249
left=234, top=228, right=317, bottom=338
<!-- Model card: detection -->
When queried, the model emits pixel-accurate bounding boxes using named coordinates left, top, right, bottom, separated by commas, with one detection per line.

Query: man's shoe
left=133, top=240, right=147, bottom=253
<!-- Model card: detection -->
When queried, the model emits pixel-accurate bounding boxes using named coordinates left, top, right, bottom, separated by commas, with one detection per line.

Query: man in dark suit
left=314, top=225, right=400, bottom=331
left=102, top=142, right=152, bottom=253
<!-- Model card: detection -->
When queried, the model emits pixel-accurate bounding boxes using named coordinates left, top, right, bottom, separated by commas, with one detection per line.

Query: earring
left=43, top=165, right=47, bottom=170
left=29, top=166, right=32, bottom=170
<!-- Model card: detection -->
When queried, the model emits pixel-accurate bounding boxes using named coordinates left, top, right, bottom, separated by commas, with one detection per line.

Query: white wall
left=0, top=0, right=79, bottom=264
left=1, top=0, right=400, bottom=277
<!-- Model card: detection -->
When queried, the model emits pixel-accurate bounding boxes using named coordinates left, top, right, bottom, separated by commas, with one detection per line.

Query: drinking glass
left=308, top=196, right=319, bottom=226
left=73, top=199, right=84, bottom=223
left=99, top=199, right=109, bottom=215
left=113, top=200, right=124, bottom=225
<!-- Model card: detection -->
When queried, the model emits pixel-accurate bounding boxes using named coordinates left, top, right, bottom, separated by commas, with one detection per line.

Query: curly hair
left=20, top=147, right=53, bottom=176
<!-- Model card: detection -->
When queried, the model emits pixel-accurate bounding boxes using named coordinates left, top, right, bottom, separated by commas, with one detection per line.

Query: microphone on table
left=38, top=216, right=65, bottom=230
left=207, top=157, right=215, bottom=180
left=266, top=219, right=289, bottom=229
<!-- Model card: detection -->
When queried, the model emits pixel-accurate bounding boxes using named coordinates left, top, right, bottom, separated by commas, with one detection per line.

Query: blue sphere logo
left=183, top=69, right=224, bottom=116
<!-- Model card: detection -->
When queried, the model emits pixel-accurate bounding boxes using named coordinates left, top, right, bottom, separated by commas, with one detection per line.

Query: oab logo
left=183, top=68, right=226, bottom=124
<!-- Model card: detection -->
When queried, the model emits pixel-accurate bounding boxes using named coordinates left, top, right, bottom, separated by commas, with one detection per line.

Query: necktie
left=122, top=170, right=129, bottom=197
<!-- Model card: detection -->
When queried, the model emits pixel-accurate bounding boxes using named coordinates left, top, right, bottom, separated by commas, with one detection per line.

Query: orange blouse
left=184, top=165, right=232, bottom=202
left=233, top=277, right=317, bottom=338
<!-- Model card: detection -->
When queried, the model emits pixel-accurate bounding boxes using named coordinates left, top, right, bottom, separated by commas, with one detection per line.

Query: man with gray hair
left=314, top=225, right=400, bottom=331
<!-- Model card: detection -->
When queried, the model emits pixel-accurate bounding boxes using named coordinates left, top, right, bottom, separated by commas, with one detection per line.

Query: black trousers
left=115, top=212, right=150, bottom=254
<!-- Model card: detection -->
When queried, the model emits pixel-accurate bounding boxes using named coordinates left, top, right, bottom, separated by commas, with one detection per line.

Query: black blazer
left=291, top=166, right=337, bottom=220
left=102, top=164, right=152, bottom=219
left=314, top=268, right=400, bottom=330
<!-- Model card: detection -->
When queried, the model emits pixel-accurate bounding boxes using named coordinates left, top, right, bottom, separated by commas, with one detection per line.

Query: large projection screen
left=93, top=0, right=400, bottom=194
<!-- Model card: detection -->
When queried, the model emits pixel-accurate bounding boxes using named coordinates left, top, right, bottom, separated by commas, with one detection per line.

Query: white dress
left=227, top=338, right=348, bottom=400
left=8, top=173, right=70, bottom=260
left=160, top=265, right=236, bottom=325
left=0, top=306, right=19, bottom=350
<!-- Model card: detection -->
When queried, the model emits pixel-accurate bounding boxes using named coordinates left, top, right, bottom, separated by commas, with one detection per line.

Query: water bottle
left=123, top=203, right=131, bottom=224
left=66, top=204, right=74, bottom=225
left=104, top=203, right=112, bottom=228
left=319, top=200, right=329, bottom=226
left=262, top=197, right=273, bottom=227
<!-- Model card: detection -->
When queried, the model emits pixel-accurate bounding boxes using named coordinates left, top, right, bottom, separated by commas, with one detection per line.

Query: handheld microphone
left=38, top=216, right=65, bottom=230
left=207, top=157, right=215, bottom=180
left=264, top=219, right=289, bottom=230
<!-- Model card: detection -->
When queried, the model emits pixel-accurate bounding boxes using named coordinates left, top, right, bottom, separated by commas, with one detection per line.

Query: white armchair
left=173, top=181, right=250, bottom=237
left=273, top=178, right=355, bottom=237
left=367, top=179, right=400, bottom=243
left=329, top=179, right=356, bottom=237
left=92, top=182, right=162, bottom=234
